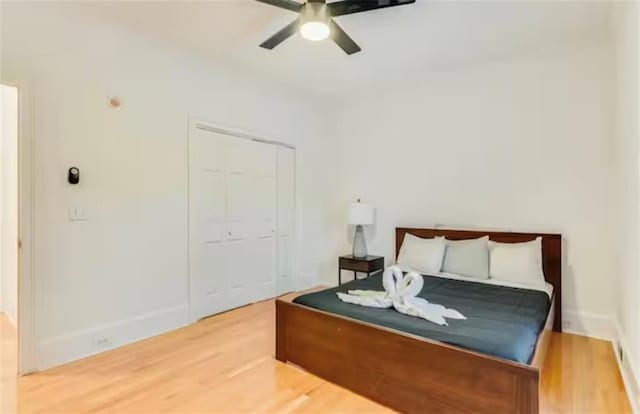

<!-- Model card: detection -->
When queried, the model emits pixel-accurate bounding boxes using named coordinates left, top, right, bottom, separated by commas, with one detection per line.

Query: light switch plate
left=68, top=207, right=87, bottom=221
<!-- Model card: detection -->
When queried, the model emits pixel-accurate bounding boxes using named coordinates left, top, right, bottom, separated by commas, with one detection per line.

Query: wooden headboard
left=395, top=227, right=562, bottom=332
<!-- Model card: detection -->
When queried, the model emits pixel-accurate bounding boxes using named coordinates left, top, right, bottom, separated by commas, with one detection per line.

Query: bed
left=275, top=228, right=561, bottom=414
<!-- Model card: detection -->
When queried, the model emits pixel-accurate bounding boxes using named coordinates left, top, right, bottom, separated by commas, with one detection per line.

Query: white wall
left=0, top=84, right=19, bottom=326
left=327, top=39, right=616, bottom=333
left=613, top=1, right=640, bottom=410
left=0, top=89, right=3, bottom=314
left=0, top=2, right=332, bottom=370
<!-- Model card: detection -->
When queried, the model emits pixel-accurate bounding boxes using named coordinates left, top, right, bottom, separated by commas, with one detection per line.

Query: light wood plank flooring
left=0, top=300, right=631, bottom=413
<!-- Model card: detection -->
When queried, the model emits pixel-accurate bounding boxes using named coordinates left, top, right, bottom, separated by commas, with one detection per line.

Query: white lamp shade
left=348, top=202, right=375, bottom=225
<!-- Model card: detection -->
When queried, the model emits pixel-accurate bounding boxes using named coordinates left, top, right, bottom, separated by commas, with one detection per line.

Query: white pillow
left=397, top=234, right=445, bottom=275
left=442, top=236, right=490, bottom=279
left=489, top=237, right=545, bottom=286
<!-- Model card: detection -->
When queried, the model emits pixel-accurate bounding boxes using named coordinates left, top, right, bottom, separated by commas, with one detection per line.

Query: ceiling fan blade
left=260, top=19, right=300, bottom=50
left=255, top=0, right=303, bottom=13
left=329, top=19, right=361, bottom=55
left=328, top=0, right=415, bottom=17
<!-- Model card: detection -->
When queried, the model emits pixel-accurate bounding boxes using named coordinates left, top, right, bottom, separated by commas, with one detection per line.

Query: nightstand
left=338, top=255, right=384, bottom=285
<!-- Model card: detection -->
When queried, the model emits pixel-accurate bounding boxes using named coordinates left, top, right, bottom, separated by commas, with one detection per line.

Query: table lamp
left=348, top=199, right=375, bottom=258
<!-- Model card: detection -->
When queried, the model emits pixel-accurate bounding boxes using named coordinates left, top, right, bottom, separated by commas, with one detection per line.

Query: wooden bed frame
left=276, top=228, right=562, bottom=414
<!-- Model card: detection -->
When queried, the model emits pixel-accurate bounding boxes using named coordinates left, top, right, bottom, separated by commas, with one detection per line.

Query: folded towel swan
left=336, top=266, right=466, bottom=326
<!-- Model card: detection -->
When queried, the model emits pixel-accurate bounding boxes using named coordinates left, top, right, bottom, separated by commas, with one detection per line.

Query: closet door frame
left=187, top=118, right=296, bottom=323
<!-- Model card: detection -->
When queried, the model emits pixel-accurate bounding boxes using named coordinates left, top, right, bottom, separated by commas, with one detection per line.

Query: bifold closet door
left=247, top=140, right=277, bottom=304
left=190, top=125, right=277, bottom=321
left=189, top=127, right=229, bottom=320
left=226, top=139, right=276, bottom=307
left=224, top=137, right=256, bottom=309
left=276, top=146, right=295, bottom=295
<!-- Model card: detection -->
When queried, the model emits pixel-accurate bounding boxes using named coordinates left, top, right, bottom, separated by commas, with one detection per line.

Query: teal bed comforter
left=293, top=273, right=551, bottom=364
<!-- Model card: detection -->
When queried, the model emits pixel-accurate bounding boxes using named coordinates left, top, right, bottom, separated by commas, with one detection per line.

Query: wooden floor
left=0, top=300, right=631, bottom=414
left=1, top=313, right=18, bottom=414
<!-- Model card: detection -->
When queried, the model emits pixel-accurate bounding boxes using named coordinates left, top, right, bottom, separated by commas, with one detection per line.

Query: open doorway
left=0, top=83, right=19, bottom=412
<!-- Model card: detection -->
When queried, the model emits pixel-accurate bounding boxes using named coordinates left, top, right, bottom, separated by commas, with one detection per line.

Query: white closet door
left=189, top=127, right=228, bottom=320
left=225, top=137, right=260, bottom=309
left=190, top=124, right=282, bottom=320
left=276, top=146, right=295, bottom=295
left=252, top=141, right=277, bottom=302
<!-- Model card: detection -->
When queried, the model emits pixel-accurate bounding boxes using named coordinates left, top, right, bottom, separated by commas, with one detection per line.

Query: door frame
left=1, top=79, right=36, bottom=374
left=187, top=118, right=296, bottom=322
left=190, top=119, right=296, bottom=150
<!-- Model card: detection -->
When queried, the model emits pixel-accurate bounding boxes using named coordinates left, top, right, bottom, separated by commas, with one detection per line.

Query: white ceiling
left=77, top=0, right=612, bottom=99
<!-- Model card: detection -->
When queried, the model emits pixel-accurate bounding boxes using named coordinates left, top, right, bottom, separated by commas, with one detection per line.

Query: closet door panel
left=195, top=171, right=225, bottom=243
left=198, top=242, right=226, bottom=297
left=256, top=176, right=276, bottom=215
left=225, top=143, right=254, bottom=307
left=226, top=173, right=251, bottom=221
left=226, top=137, right=252, bottom=174
left=189, top=240, right=228, bottom=317
left=254, top=237, right=276, bottom=301
left=254, top=142, right=277, bottom=177
left=276, top=146, right=295, bottom=295
left=256, top=175, right=276, bottom=238
left=189, top=127, right=228, bottom=319
left=252, top=141, right=277, bottom=301
left=227, top=239, right=252, bottom=308
left=191, top=128, right=225, bottom=170
left=277, top=234, right=293, bottom=292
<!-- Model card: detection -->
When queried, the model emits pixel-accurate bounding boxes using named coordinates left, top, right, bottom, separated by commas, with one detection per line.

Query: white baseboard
left=614, top=320, right=640, bottom=414
left=562, top=310, right=615, bottom=340
left=36, top=304, right=189, bottom=371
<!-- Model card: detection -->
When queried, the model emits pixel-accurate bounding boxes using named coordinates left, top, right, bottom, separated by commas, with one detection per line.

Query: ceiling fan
left=256, top=0, right=416, bottom=55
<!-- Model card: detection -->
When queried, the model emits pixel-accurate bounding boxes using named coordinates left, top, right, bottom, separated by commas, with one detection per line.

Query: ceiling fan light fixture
left=256, top=0, right=416, bottom=54
left=300, top=21, right=330, bottom=41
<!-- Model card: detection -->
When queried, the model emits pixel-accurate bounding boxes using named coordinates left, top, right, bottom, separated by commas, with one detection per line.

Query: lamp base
left=352, top=224, right=368, bottom=258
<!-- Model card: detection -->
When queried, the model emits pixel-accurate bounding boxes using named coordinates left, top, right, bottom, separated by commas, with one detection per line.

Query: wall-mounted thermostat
left=68, top=167, right=80, bottom=184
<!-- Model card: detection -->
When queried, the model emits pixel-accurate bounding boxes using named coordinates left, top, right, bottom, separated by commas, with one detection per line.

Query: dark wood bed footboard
left=276, top=299, right=542, bottom=414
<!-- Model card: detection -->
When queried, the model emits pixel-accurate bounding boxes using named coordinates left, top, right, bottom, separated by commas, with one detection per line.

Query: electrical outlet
left=95, top=336, right=111, bottom=350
